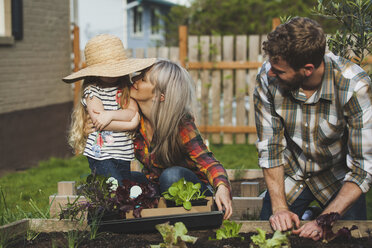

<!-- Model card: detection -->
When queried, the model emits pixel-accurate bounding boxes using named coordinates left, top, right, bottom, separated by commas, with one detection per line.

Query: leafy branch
left=312, top=0, right=372, bottom=69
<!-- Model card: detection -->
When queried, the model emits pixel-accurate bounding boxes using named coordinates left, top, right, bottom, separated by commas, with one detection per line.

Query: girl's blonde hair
left=147, top=60, right=197, bottom=166
left=68, top=76, right=131, bottom=154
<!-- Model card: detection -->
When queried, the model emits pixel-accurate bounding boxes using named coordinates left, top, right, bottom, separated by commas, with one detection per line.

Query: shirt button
left=300, top=184, right=304, bottom=188
left=305, top=144, right=309, bottom=148
left=305, top=122, right=308, bottom=127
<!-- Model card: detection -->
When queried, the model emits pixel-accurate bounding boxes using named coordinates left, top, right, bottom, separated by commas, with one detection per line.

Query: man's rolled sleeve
left=344, top=78, right=372, bottom=193
left=254, top=65, right=287, bottom=169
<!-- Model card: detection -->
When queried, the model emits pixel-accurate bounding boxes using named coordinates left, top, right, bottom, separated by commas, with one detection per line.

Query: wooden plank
left=147, top=47, right=157, bottom=58
left=0, top=219, right=29, bottom=240
left=30, top=219, right=88, bottom=232
left=272, top=17, right=281, bottom=30
left=200, top=36, right=210, bottom=129
left=58, top=181, right=76, bottom=195
left=231, top=197, right=263, bottom=220
left=226, top=169, right=263, bottom=181
left=241, top=182, right=260, bottom=197
left=188, top=35, right=200, bottom=124
left=126, top=197, right=213, bottom=219
left=188, top=61, right=262, bottom=70
left=211, top=36, right=222, bottom=144
left=235, top=35, right=247, bottom=144
left=248, top=35, right=260, bottom=144
left=158, top=46, right=169, bottom=59
left=222, top=36, right=234, bottom=144
left=135, top=48, right=145, bottom=58
left=198, top=125, right=256, bottom=133
left=179, top=25, right=188, bottom=68
left=49, top=194, right=87, bottom=218
left=170, top=46, right=179, bottom=63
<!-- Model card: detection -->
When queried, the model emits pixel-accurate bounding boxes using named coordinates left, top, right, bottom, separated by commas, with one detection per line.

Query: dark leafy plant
left=113, top=179, right=159, bottom=218
left=59, top=174, right=159, bottom=220
left=316, top=212, right=358, bottom=243
left=250, top=228, right=290, bottom=248
left=312, top=0, right=372, bottom=71
left=150, top=221, right=198, bottom=248
left=162, top=178, right=206, bottom=210
left=209, top=219, right=244, bottom=241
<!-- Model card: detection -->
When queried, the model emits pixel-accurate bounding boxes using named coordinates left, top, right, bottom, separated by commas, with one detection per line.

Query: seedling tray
left=96, top=210, right=224, bottom=233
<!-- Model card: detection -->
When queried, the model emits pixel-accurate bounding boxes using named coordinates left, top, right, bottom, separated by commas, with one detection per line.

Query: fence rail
left=72, top=23, right=372, bottom=145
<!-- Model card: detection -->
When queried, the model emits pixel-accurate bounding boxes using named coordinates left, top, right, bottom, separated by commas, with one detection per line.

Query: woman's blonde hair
left=147, top=60, right=197, bottom=166
left=68, top=76, right=131, bottom=154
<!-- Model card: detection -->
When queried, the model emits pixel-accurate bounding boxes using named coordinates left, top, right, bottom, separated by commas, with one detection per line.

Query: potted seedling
left=162, top=178, right=208, bottom=210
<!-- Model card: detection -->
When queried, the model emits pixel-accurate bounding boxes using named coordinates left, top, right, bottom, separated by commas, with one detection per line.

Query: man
left=254, top=16, right=372, bottom=240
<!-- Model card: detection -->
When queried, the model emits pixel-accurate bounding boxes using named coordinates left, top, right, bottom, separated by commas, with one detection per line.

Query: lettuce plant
left=316, top=212, right=358, bottom=243
left=250, top=228, right=289, bottom=248
left=210, top=219, right=244, bottom=241
left=150, top=221, right=198, bottom=248
left=162, top=178, right=206, bottom=210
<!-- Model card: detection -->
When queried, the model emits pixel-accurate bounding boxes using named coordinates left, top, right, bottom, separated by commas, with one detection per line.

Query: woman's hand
left=215, top=184, right=232, bottom=219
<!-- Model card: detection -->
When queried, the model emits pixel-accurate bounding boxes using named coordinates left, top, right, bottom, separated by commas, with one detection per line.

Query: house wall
left=0, top=0, right=73, bottom=174
left=127, top=3, right=167, bottom=54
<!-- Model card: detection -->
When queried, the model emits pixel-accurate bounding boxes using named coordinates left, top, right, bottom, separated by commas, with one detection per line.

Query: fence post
left=72, top=24, right=81, bottom=107
left=272, top=18, right=280, bottom=30
left=179, top=25, right=188, bottom=68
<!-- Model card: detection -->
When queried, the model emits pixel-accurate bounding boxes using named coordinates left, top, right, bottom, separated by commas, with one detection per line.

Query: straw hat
left=63, top=34, right=156, bottom=83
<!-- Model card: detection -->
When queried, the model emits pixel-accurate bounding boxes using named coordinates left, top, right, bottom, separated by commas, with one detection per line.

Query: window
left=150, top=7, right=160, bottom=35
left=0, top=0, right=13, bottom=44
left=0, top=0, right=22, bottom=45
left=132, top=6, right=143, bottom=36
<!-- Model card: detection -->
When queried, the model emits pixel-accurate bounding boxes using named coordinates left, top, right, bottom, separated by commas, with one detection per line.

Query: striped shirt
left=254, top=53, right=372, bottom=205
left=133, top=114, right=231, bottom=192
left=82, top=84, right=134, bottom=161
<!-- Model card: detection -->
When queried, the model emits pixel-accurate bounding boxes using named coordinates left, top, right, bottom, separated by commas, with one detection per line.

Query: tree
left=162, top=0, right=321, bottom=45
left=313, top=0, right=372, bottom=69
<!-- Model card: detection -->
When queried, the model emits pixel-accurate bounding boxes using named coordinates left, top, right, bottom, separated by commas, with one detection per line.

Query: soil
left=9, top=230, right=372, bottom=248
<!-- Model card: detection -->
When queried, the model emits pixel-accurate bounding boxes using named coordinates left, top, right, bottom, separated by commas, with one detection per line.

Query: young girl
left=63, top=34, right=155, bottom=184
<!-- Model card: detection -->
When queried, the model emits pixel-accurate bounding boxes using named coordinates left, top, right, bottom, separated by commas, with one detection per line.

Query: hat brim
left=62, top=58, right=157, bottom=83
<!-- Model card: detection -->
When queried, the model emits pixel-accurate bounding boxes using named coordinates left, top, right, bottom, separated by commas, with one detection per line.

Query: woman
left=91, top=59, right=232, bottom=219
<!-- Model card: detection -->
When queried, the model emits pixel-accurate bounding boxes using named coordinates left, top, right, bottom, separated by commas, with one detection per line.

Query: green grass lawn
left=1, top=144, right=371, bottom=224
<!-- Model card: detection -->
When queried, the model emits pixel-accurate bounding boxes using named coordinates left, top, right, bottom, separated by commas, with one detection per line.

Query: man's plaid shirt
left=133, top=114, right=231, bottom=192
left=254, top=53, right=372, bottom=206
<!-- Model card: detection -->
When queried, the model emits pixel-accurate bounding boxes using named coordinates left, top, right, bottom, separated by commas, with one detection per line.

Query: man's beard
left=276, top=72, right=306, bottom=95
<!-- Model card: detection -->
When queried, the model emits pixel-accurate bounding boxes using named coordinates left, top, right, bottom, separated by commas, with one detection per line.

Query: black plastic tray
left=96, top=211, right=224, bottom=233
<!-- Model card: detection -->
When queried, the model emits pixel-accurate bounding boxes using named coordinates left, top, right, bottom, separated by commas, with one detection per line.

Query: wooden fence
left=130, top=28, right=265, bottom=144
left=71, top=22, right=372, bottom=145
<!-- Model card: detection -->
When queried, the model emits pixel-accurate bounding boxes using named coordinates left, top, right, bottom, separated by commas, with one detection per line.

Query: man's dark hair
left=263, top=17, right=326, bottom=70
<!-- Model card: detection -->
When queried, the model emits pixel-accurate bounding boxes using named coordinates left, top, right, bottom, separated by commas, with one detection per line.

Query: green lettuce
left=151, top=222, right=198, bottom=248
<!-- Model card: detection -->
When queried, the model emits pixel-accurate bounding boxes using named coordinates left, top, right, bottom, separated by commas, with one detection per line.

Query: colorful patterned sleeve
left=179, top=116, right=231, bottom=193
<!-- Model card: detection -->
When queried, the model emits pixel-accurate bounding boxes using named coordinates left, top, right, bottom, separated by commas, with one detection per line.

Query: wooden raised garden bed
left=1, top=219, right=372, bottom=248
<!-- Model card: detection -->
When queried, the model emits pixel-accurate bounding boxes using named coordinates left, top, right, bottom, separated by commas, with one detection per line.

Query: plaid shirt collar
left=290, top=56, right=334, bottom=103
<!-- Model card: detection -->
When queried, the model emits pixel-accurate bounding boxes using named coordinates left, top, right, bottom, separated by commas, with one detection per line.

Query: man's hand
left=269, top=209, right=300, bottom=231
left=215, top=184, right=232, bottom=220
left=292, top=220, right=322, bottom=241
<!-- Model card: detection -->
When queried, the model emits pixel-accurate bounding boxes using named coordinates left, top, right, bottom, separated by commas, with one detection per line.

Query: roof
left=141, top=0, right=177, bottom=7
